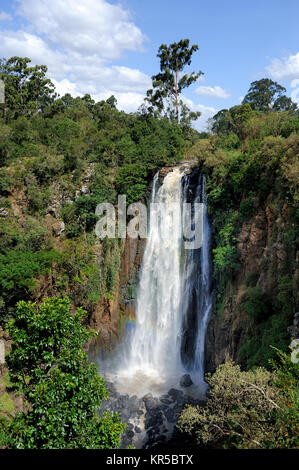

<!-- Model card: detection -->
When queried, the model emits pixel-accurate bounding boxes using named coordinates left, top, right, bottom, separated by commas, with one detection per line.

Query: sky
left=0, top=0, right=298, bottom=130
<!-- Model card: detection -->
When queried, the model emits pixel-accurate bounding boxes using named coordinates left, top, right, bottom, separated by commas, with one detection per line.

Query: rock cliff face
left=205, top=194, right=298, bottom=371
left=88, top=236, right=145, bottom=358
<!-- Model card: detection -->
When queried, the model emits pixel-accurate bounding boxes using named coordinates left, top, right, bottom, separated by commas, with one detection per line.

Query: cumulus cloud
left=0, top=0, right=150, bottom=113
left=16, top=0, right=146, bottom=59
left=195, top=85, right=230, bottom=99
left=266, top=52, right=299, bottom=81
left=51, top=78, right=83, bottom=98
left=112, top=92, right=145, bottom=113
left=0, top=31, right=67, bottom=77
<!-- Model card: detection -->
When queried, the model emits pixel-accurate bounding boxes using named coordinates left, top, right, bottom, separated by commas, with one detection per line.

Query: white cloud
left=0, top=31, right=67, bottom=77
left=195, top=85, right=230, bottom=99
left=16, top=0, right=146, bottom=59
left=51, top=78, right=82, bottom=97
left=266, top=52, right=299, bottom=81
left=0, top=0, right=150, bottom=113
left=113, top=92, right=145, bottom=113
left=0, top=11, right=12, bottom=21
left=290, top=79, right=299, bottom=103
left=183, top=96, right=217, bottom=131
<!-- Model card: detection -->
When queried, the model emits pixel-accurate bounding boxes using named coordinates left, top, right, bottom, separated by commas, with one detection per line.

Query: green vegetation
left=178, top=350, right=299, bottom=449
left=0, top=56, right=57, bottom=119
left=0, top=55, right=195, bottom=325
left=242, top=78, right=297, bottom=112
left=187, top=80, right=298, bottom=368
left=0, top=297, right=126, bottom=448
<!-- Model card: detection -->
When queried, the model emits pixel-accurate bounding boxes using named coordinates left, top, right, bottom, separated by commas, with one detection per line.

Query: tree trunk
left=175, top=69, right=179, bottom=123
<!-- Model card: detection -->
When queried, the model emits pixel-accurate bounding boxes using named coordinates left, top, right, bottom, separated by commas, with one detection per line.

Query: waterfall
left=116, top=166, right=213, bottom=393
left=123, top=168, right=185, bottom=380
left=180, top=171, right=212, bottom=383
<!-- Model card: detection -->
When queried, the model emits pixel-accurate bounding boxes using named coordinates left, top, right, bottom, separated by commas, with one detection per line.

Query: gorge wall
left=88, top=234, right=146, bottom=357
left=205, top=193, right=298, bottom=371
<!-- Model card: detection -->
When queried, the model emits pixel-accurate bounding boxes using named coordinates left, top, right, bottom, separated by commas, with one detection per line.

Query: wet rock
left=143, top=393, right=158, bottom=411
left=143, top=392, right=153, bottom=401
left=163, top=406, right=177, bottom=423
left=159, top=394, right=172, bottom=405
left=168, top=388, right=184, bottom=402
left=179, top=373, right=193, bottom=387
left=145, top=408, right=163, bottom=430
left=97, top=383, right=204, bottom=450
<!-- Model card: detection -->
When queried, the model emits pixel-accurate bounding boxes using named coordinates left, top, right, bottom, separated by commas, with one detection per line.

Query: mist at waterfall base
left=96, top=167, right=213, bottom=398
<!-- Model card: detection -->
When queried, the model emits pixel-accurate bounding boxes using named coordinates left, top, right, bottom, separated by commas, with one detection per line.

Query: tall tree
left=0, top=56, right=57, bottom=119
left=272, top=95, right=298, bottom=113
left=145, top=39, right=203, bottom=124
left=0, top=297, right=125, bottom=448
left=242, top=78, right=294, bottom=112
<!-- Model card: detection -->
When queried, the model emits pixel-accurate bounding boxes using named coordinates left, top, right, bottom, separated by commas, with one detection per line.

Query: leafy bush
left=213, top=218, right=240, bottom=281
left=0, top=297, right=126, bottom=448
left=0, top=249, right=60, bottom=316
left=239, top=313, right=292, bottom=368
left=178, top=356, right=299, bottom=449
left=116, top=163, right=148, bottom=204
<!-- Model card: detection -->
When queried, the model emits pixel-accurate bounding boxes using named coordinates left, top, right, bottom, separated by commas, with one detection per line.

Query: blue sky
left=0, top=0, right=298, bottom=129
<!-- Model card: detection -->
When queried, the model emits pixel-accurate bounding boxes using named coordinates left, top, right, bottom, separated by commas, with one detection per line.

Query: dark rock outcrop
left=179, top=374, right=193, bottom=387
left=99, top=383, right=204, bottom=449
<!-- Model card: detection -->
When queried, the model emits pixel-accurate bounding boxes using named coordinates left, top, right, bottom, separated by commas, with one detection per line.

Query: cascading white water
left=113, top=166, right=213, bottom=394
left=122, top=168, right=185, bottom=382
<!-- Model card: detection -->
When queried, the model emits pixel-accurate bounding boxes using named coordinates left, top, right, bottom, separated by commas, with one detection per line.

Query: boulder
left=179, top=373, right=193, bottom=388
left=168, top=388, right=184, bottom=401
left=143, top=393, right=158, bottom=411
